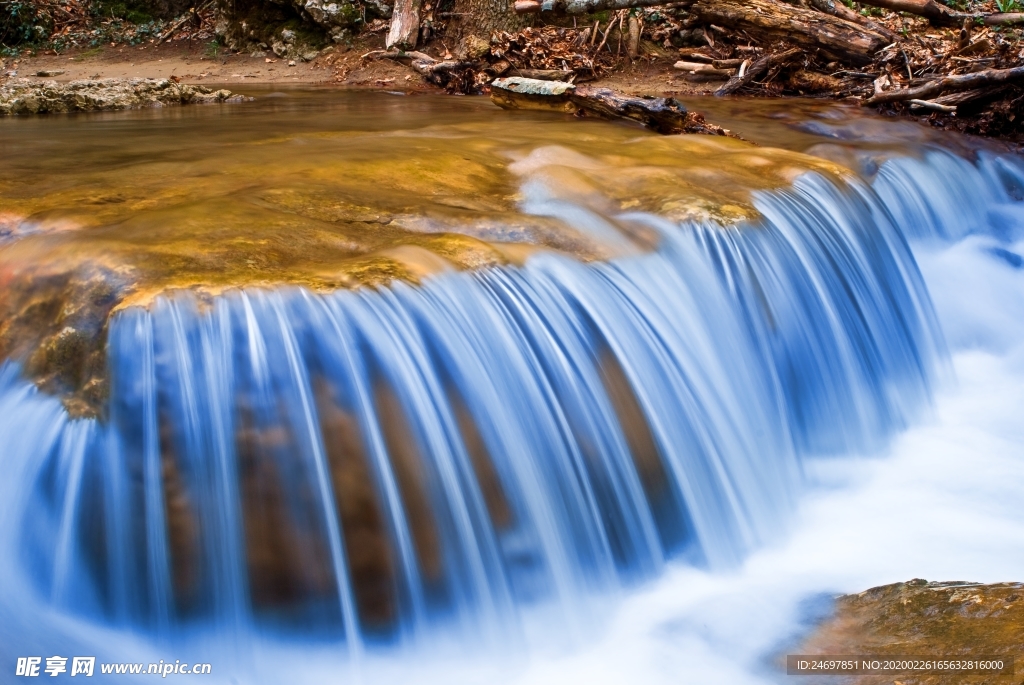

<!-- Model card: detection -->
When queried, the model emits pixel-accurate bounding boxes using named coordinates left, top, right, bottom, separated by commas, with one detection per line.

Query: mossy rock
left=791, top=580, right=1024, bottom=685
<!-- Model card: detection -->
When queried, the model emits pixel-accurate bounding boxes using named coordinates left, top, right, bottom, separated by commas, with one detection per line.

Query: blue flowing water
left=1, top=145, right=1023, bottom=682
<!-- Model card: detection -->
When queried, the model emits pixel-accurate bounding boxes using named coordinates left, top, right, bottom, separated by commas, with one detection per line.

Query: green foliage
left=204, top=37, right=221, bottom=57
left=1, top=0, right=165, bottom=50
left=994, top=0, right=1019, bottom=12
left=91, top=0, right=155, bottom=25
left=0, top=0, right=53, bottom=47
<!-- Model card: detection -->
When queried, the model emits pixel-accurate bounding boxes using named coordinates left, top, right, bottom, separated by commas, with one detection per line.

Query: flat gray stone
left=491, top=77, right=576, bottom=96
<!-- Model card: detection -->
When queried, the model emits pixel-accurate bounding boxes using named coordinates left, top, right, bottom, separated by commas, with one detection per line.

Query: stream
left=0, top=89, right=1022, bottom=684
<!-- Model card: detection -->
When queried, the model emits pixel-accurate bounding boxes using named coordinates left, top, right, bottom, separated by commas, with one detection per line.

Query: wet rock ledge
left=0, top=78, right=247, bottom=116
left=793, top=579, right=1024, bottom=684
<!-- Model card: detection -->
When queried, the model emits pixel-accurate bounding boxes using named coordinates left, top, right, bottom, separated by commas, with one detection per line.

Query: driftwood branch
left=157, top=2, right=212, bottom=44
left=715, top=47, right=801, bottom=95
left=689, top=0, right=889, bottom=67
left=864, top=65, right=1024, bottom=105
left=674, top=61, right=734, bottom=78
left=371, top=50, right=480, bottom=91
left=933, top=85, right=1009, bottom=106
left=908, top=98, right=956, bottom=113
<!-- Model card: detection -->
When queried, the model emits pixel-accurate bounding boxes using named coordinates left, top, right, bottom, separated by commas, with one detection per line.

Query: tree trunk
left=626, top=13, right=640, bottom=58
left=387, top=0, right=421, bottom=49
left=690, top=0, right=889, bottom=67
left=447, top=0, right=530, bottom=42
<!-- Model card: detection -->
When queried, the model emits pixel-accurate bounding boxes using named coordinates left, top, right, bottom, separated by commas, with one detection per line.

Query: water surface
left=0, top=89, right=1022, bottom=685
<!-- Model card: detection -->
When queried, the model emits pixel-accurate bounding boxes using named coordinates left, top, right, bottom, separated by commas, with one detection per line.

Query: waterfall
left=1, top=148, right=1019, bottom=653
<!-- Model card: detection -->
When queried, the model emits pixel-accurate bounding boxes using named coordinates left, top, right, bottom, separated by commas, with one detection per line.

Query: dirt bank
left=0, top=33, right=844, bottom=98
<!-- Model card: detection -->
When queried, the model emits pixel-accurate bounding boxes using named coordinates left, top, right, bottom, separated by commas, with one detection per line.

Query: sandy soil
left=3, top=34, right=441, bottom=90
left=7, top=43, right=327, bottom=84
left=3, top=33, right=710, bottom=97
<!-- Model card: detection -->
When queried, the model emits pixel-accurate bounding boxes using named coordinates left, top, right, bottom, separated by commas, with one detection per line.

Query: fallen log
left=714, top=47, right=801, bottom=96
left=690, top=0, right=889, bottom=67
left=864, top=65, right=1024, bottom=105
left=808, top=0, right=898, bottom=42
left=855, top=0, right=970, bottom=27
left=983, top=12, right=1024, bottom=25
left=387, top=0, right=422, bottom=49
left=489, top=76, right=734, bottom=135
left=512, top=0, right=986, bottom=28
left=513, top=0, right=681, bottom=13
left=571, top=85, right=691, bottom=132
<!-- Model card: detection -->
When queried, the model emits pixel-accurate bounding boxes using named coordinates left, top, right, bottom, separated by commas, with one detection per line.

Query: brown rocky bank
left=791, top=579, right=1024, bottom=685
left=0, top=77, right=244, bottom=115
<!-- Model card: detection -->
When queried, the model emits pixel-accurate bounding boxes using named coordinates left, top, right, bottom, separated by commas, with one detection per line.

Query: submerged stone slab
left=0, top=78, right=248, bottom=116
left=490, top=77, right=578, bottom=113
left=492, top=76, right=577, bottom=96
left=490, top=76, right=734, bottom=136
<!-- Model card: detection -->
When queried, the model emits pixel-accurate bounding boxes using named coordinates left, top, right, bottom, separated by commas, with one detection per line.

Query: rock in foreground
left=0, top=78, right=247, bottom=116
left=793, top=579, right=1024, bottom=684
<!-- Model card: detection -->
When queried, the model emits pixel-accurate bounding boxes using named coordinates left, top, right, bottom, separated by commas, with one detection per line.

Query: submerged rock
left=0, top=78, right=248, bottom=116
left=0, top=100, right=851, bottom=418
left=792, top=579, right=1024, bottom=684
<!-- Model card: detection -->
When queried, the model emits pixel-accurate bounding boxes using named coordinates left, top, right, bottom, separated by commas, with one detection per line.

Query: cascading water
left=2, top=121, right=1023, bottom=681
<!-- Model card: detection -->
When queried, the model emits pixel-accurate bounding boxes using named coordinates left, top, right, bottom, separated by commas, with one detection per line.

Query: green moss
left=0, top=0, right=52, bottom=48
